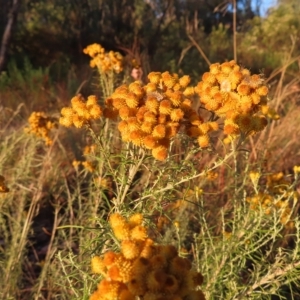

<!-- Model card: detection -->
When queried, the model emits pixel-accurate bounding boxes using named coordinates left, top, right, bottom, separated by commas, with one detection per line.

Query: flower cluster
left=60, top=62, right=273, bottom=160
left=90, top=213, right=206, bottom=300
left=247, top=172, right=298, bottom=228
left=105, top=71, right=219, bottom=160
left=25, top=111, right=57, bottom=145
left=59, top=94, right=102, bottom=128
left=83, top=43, right=124, bottom=73
left=195, top=60, right=270, bottom=140
left=0, top=175, right=9, bottom=193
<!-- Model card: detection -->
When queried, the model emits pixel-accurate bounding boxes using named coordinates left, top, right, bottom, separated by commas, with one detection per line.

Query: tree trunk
left=0, top=0, right=20, bottom=72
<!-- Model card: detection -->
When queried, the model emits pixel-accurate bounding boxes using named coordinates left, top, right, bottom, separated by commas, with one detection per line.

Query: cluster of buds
left=83, top=43, right=124, bottom=73
left=0, top=175, right=9, bottom=193
left=90, top=213, right=206, bottom=300
left=59, top=94, right=102, bottom=128
left=25, top=111, right=57, bottom=145
left=195, top=60, right=271, bottom=141
left=72, top=160, right=95, bottom=173
left=247, top=172, right=298, bottom=228
left=72, top=144, right=98, bottom=172
left=105, top=71, right=219, bottom=160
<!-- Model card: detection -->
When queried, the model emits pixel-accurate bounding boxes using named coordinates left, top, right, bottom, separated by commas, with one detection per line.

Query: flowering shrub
left=16, top=43, right=300, bottom=300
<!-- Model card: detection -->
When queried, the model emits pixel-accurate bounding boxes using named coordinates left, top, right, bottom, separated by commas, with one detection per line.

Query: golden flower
left=152, top=124, right=166, bottom=139
left=107, top=265, right=122, bottom=281
left=205, top=98, right=221, bottom=111
left=113, top=98, right=127, bottom=109
left=237, top=84, right=251, bottom=96
left=250, top=92, right=261, bottom=104
left=229, top=71, right=243, bottom=84
left=121, top=240, right=141, bottom=260
left=202, top=72, right=216, bottom=84
left=197, top=134, right=210, bottom=148
left=110, top=213, right=127, bottom=228
left=257, top=85, right=269, bottom=96
left=128, top=213, right=143, bottom=227
left=180, top=99, right=192, bottom=112
left=136, top=106, right=148, bottom=122
left=143, top=135, right=157, bottom=149
left=141, top=122, right=154, bottom=134
left=159, top=100, right=172, bottom=115
left=127, top=117, right=141, bottom=132
left=153, top=114, right=165, bottom=125
left=209, top=63, right=220, bottom=74
left=103, top=251, right=118, bottom=267
left=146, top=96, right=159, bottom=113
left=118, top=120, right=129, bottom=133
left=224, top=119, right=239, bottom=135
left=145, top=83, right=158, bottom=93
left=61, top=107, right=74, bottom=117
left=131, top=225, right=148, bottom=241
left=86, top=95, right=98, bottom=107
left=162, top=71, right=176, bottom=88
left=71, top=95, right=85, bottom=110
left=130, top=130, right=145, bottom=146
left=221, top=61, right=233, bottom=74
left=144, top=111, right=157, bottom=124
left=89, top=105, right=102, bottom=119
left=198, top=123, right=211, bottom=134
left=183, top=86, right=194, bottom=97
left=129, top=81, right=144, bottom=97
left=59, top=116, right=73, bottom=127
left=126, top=93, right=139, bottom=108
left=91, top=256, right=106, bottom=275
left=173, top=82, right=181, bottom=91
left=72, top=115, right=85, bottom=128
left=245, top=74, right=263, bottom=88
left=148, top=72, right=161, bottom=84
left=119, top=107, right=132, bottom=120
left=152, top=145, right=168, bottom=161
left=170, top=109, right=184, bottom=122
left=179, top=75, right=191, bottom=88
